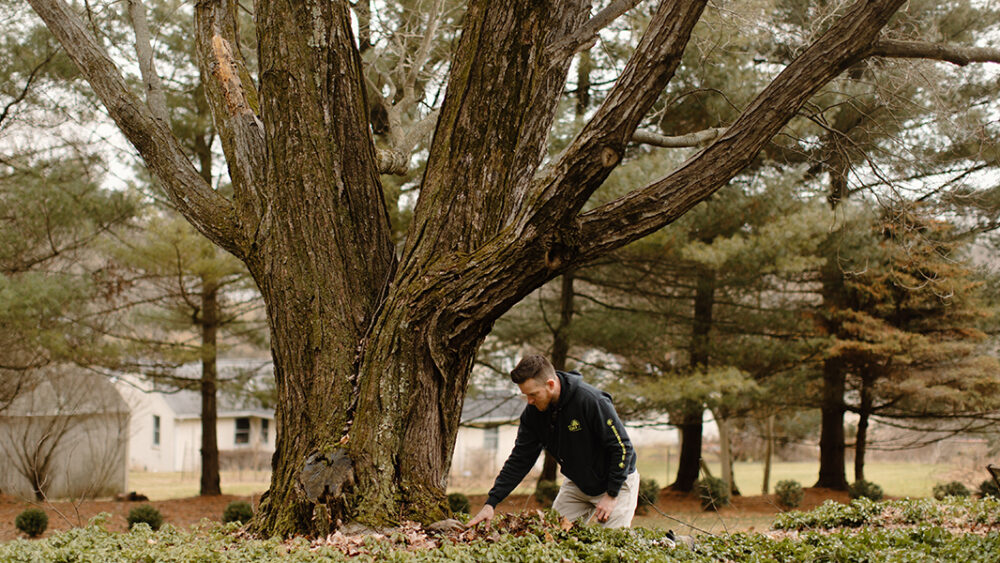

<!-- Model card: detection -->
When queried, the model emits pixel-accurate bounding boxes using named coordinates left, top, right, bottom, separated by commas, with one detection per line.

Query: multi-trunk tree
left=25, top=0, right=1000, bottom=536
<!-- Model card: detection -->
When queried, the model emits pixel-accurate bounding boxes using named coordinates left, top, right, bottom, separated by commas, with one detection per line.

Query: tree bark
left=715, top=409, right=734, bottom=495
left=815, top=358, right=848, bottom=489
left=672, top=267, right=715, bottom=490
left=199, top=279, right=222, bottom=496
left=854, top=375, right=874, bottom=483
left=671, top=407, right=703, bottom=492
left=762, top=414, right=774, bottom=494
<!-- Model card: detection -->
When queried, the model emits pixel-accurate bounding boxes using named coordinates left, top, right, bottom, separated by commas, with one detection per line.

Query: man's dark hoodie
left=486, top=371, right=637, bottom=507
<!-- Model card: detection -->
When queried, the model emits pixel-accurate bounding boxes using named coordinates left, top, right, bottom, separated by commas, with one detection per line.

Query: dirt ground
left=0, top=488, right=850, bottom=542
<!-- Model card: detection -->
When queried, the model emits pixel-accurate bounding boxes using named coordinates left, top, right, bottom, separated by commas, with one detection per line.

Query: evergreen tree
left=823, top=204, right=1000, bottom=481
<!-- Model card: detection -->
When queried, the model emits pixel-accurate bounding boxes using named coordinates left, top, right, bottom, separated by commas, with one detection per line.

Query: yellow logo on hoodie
left=568, top=419, right=582, bottom=432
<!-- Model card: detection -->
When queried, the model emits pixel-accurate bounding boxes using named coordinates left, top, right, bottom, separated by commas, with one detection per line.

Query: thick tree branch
left=870, top=39, right=1000, bottom=66
left=548, top=0, right=644, bottom=61
left=573, top=0, right=909, bottom=262
left=526, top=0, right=710, bottom=229
left=194, top=0, right=266, bottom=236
left=632, top=127, right=727, bottom=148
left=126, top=0, right=168, bottom=123
left=27, top=0, right=245, bottom=258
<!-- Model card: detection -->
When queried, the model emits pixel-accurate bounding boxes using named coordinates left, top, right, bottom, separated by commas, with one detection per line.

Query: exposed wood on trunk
left=193, top=0, right=266, bottom=235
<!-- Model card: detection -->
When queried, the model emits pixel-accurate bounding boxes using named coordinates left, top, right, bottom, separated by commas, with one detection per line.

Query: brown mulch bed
left=1, top=487, right=850, bottom=541
left=0, top=493, right=257, bottom=541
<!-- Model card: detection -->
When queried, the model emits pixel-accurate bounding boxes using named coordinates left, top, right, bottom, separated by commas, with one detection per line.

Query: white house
left=0, top=365, right=129, bottom=499
left=117, top=360, right=275, bottom=473
left=450, top=394, right=529, bottom=487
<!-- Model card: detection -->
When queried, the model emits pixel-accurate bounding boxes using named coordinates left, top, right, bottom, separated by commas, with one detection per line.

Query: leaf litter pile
left=297, top=510, right=638, bottom=557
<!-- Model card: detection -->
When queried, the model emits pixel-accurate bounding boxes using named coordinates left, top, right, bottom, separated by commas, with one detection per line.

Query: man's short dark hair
left=510, top=355, right=556, bottom=384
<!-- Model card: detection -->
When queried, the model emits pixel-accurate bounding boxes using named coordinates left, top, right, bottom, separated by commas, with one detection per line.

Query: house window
left=235, top=417, right=250, bottom=445
left=152, top=415, right=160, bottom=446
left=483, top=426, right=499, bottom=450
left=261, top=419, right=269, bottom=444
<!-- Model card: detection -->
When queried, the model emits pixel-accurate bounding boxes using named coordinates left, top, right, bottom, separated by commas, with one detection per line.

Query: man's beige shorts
left=552, top=471, right=640, bottom=528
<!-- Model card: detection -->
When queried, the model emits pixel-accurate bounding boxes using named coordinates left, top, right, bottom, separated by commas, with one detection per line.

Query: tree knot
left=300, top=449, right=355, bottom=504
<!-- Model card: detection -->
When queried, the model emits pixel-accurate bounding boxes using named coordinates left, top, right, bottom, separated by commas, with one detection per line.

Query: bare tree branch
left=0, top=49, right=58, bottom=129
left=527, top=0, right=710, bottom=230
left=26, top=0, right=245, bottom=259
left=573, top=0, right=909, bottom=262
left=548, top=0, right=645, bottom=61
left=125, top=0, right=168, bottom=122
left=632, top=127, right=727, bottom=148
left=871, top=39, right=1000, bottom=66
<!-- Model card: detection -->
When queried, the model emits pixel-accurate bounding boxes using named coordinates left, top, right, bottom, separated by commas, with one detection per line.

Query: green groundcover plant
left=3, top=499, right=1000, bottom=562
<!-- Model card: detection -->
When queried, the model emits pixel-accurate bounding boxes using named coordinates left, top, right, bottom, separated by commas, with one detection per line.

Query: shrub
left=933, top=481, right=971, bottom=500
left=222, top=500, right=254, bottom=524
left=848, top=480, right=884, bottom=501
left=534, top=480, right=559, bottom=508
left=447, top=492, right=471, bottom=515
left=127, top=505, right=164, bottom=531
left=14, top=508, right=48, bottom=538
left=775, top=480, right=804, bottom=509
left=637, top=478, right=660, bottom=513
left=696, top=477, right=730, bottom=511
left=978, top=479, right=1000, bottom=499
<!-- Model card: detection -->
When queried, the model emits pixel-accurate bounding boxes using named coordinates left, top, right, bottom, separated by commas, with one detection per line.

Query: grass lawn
left=635, top=445, right=955, bottom=499
left=129, top=454, right=955, bottom=502
left=127, top=470, right=270, bottom=500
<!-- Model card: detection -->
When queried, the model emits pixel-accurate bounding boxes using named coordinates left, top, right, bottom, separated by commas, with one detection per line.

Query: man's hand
left=593, top=494, right=618, bottom=524
left=466, top=504, right=495, bottom=528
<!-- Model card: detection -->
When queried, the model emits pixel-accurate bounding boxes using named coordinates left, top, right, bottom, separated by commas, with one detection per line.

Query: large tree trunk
left=815, top=358, right=849, bottom=489
left=29, top=0, right=911, bottom=537
left=199, top=280, right=222, bottom=496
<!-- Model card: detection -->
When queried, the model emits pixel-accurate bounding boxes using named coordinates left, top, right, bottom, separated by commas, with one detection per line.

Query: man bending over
left=468, top=354, right=639, bottom=528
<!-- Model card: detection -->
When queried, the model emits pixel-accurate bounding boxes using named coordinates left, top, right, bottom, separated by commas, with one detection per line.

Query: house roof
left=2, top=364, right=129, bottom=417
left=460, top=394, right=525, bottom=426
left=139, top=358, right=274, bottom=420
left=160, top=389, right=273, bottom=420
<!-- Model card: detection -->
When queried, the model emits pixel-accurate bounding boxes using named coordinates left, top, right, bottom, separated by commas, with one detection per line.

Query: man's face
left=518, top=377, right=556, bottom=411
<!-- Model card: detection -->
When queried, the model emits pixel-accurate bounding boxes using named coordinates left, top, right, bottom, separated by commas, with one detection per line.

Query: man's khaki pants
left=552, top=471, right=640, bottom=528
